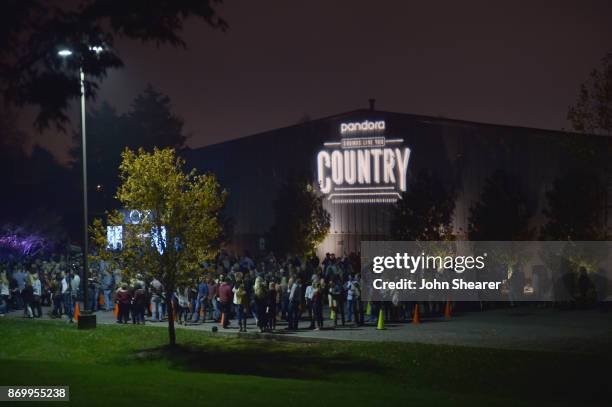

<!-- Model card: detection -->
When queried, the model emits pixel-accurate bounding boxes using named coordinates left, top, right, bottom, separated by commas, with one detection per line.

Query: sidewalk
left=4, top=305, right=612, bottom=353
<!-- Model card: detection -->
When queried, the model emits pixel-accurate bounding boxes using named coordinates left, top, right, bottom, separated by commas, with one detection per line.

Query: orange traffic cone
left=444, top=301, right=452, bottom=320
left=219, top=312, right=225, bottom=327
left=113, top=303, right=119, bottom=318
left=412, top=303, right=421, bottom=324
left=98, top=293, right=105, bottom=307
left=148, top=302, right=152, bottom=315
left=74, top=302, right=80, bottom=321
left=199, top=307, right=204, bottom=318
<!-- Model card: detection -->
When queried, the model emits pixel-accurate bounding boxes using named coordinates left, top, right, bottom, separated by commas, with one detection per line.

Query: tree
left=69, top=86, right=187, bottom=217
left=390, top=170, right=455, bottom=241
left=92, top=148, right=226, bottom=346
left=125, top=85, right=187, bottom=150
left=541, top=170, right=607, bottom=241
left=0, top=101, right=74, bottom=234
left=269, top=177, right=330, bottom=257
left=468, top=170, right=533, bottom=241
left=1, top=0, right=227, bottom=130
left=567, top=50, right=612, bottom=136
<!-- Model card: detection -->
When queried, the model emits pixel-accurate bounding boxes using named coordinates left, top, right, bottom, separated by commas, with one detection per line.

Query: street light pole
left=79, top=65, right=90, bottom=315
left=58, top=46, right=97, bottom=328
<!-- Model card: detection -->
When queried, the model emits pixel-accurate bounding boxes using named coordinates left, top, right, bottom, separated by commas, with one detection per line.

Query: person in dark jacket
left=132, top=283, right=146, bottom=324
left=115, top=283, right=132, bottom=324
left=217, top=278, right=233, bottom=328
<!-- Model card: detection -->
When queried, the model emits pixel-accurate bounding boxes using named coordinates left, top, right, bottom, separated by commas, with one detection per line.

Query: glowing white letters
left=317, top=147, right=411, bottom=192
left=319, top=119, right=411, bottom=203
left=340, top=120, right=385, bottom=134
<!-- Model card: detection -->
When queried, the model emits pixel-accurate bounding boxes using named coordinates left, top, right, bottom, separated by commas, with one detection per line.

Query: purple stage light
left=0, top=229, right=49, bottom=256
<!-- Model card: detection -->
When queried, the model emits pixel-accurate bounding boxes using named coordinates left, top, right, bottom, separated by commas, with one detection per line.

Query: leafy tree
left=468, top=170, right=533, bottom=241
left=92, top=148, right=226, bottom=346
left=390, top=170, right=455, bottom=241
left=541, top=170, right=607, bottom=241
left=269, top=177, right=330, bottom=257
left=1, top=0, right=227, bottom=129
left=567, top=50, right=612, bottom=136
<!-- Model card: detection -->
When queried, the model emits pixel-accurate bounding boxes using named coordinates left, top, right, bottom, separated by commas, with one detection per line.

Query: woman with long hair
left=233, top=282, right=248, bottom=332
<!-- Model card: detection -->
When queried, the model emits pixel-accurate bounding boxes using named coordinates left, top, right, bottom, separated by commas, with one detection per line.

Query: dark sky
left=28, top=0, right=612, bottom=163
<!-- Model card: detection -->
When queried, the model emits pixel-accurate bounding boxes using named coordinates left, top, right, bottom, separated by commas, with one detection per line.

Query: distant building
left=183, top=107, right=611, bottom=256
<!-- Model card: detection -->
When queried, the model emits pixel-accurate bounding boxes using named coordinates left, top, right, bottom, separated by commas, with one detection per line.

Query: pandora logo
left=340, top=120, right=385, bottom=134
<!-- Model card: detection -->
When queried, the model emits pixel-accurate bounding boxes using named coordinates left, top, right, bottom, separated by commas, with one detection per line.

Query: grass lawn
left=0, top=318, right=610, bottom=406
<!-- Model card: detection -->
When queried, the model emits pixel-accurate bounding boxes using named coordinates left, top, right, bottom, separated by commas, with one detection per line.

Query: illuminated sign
left=340, top=120, right=385, bottom=134
left=106, top=226, right=123, bottom=250
left=317, top=120, right=410, bottom=204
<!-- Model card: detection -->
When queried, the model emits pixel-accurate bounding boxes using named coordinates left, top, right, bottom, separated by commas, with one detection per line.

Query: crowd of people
left=0, top=255, right=83, bottom=322
left=1, top=249, right=462, bottom=330
left=98, top=251, right=366, bottom=332
left=1, top=251, right=376, bottom=331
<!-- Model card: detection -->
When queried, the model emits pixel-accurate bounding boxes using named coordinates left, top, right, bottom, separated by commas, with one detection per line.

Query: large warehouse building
left=183, top=105, right=611, bottom=256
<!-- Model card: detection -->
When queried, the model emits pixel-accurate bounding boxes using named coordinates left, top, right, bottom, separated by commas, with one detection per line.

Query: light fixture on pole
left=58, top=45, right=100, bottom=329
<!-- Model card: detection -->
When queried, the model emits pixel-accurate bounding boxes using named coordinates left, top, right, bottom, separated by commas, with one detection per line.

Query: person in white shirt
left=305, top=283, right=314, bottom=327
left=31, top=272, right=42, bottom=318
left=61, top=272, right=74, bottom=323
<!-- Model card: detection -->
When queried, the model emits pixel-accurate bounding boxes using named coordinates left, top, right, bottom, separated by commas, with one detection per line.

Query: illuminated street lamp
left=58, top=45, right=102, bottom=329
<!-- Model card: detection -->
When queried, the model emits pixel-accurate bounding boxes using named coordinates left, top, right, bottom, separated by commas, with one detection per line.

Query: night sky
left=27, top=0, right=612, bottom=163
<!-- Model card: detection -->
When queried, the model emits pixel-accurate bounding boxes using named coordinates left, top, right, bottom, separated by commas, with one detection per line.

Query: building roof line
left=185, top=108, right=608, bottom=153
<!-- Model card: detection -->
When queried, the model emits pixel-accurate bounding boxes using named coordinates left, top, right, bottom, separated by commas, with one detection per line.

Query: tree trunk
left=166, top=296, right=176, bottom=347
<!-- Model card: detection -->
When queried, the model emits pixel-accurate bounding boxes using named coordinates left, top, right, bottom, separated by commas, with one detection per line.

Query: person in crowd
left=193, top=276, right=209, bottom=323
left=217, top=277, right=233, bottom=329
left=351, top=278, right=364, bottom=326
left=0, top=271, right=9, bottom=316
left=233, top=282, right=248, bottom=332
left=70, top=268, right=81, bottom=305
left=311, top=280, right=324, bottom=330
left=305, top=280, right=314, bottom=328
left=266, top=281, right=277, bottom=331
left=50, top=274, right=63, bottom=318
left=31, top=270, right=42, bottom=318
left=287, top=278, right=302, bottom=330
left=253, top=276, right=267, bottom=332
left=62, top=271, right=75, bottom=323
left=149, top=277, right=164, bottom=322
left=99, top=260, right=114, bottom=312
left=12, top=265, right=26, bottom=310
left=345, top=277, right=356, bottom=323
left=115, top=283, right=131, bottom=324
left=279, top=276, right=289, bottom=321
left=22, top=272, right=34, bottom=318
left=175, top=286, right=190, bottom=325
left=207, top=275, right=219, bottom=322
left=87, top=275, right=99, bottom=312
left=132, top=283, right=146, bottom=324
